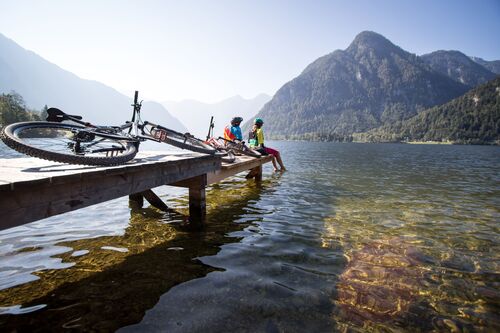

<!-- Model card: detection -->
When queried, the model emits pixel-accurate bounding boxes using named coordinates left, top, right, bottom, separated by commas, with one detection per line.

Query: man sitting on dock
left=223, top=116, right=243, bottom=142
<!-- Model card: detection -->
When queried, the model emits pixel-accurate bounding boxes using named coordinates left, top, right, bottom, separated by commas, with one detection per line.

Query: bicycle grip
left=134, top=91, right=139, bottom=105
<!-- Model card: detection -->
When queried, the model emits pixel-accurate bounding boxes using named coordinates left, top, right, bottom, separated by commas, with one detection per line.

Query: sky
left=0, top=0, right=499, bottom=103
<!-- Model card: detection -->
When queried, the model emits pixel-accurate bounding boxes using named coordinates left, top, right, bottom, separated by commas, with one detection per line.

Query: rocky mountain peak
left=346, top=31, right=403, bottom=57
left=251, top=31, right=472, bottom=140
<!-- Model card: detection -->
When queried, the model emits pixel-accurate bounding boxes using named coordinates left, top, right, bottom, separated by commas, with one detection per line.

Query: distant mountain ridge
left=421, top=50, right=497, bottom=87
left=250, top=31, right=471, bottom=140
left=471, top=57, right=500, bottom=74
left=2, top=31, right=497, bottom=145
left=163, top=94, right=271, bottom=138
left=0, top=33, right=187, bottom=132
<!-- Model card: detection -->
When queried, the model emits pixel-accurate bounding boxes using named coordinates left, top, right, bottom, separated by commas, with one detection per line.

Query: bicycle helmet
left=231, top=116, right=243, bottom=125
left=254, top=118, right=264, bottom=125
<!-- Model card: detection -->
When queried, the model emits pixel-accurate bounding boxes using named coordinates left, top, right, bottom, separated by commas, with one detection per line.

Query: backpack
left=248, top=129, right=258, bottom=147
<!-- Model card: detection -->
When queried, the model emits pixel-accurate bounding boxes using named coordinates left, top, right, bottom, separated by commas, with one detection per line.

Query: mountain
left=421, top=50, right=497, bottom=87
left=163, top=94, right=271, bottom=139
left=0, top=33, right=187, bottom=132
left=470, top=57, right=500, bottom=75
left=249, top=31, right=470, bottom=141
left=355, top=76, right=500, bottom=144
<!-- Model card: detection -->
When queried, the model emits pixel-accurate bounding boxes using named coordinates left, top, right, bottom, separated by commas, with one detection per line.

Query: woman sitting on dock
left=248, top=118, right=286, bottom=172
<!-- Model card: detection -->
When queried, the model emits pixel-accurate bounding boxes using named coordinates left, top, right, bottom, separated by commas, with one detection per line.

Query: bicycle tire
left=159, top=128, right=217, bottom=154
left=1, top=121, right=138, bottom=166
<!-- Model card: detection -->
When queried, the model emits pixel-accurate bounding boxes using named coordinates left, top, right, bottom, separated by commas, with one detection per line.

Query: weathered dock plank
left=0, top=151, right=220, bottom=230
left=207, top=155, right=273, bottom=184
left=0, top=151, right=273, bottom=231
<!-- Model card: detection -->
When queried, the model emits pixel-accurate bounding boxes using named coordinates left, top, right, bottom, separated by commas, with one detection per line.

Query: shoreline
left=405, top=141, right=454, bottom=145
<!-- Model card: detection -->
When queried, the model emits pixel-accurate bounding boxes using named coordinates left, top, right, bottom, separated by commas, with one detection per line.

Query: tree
left=40, top=105, right=49, bottom=121
left=0, top=92, right=41, bottom=125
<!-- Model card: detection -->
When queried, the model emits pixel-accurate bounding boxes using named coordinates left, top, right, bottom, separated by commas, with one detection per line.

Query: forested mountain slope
left=355, top=76, right=500, bottom=144
left=249, top=31, right=469, bottom=140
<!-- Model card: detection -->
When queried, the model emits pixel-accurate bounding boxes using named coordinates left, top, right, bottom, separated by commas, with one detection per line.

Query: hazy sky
left=1, top=0, right=499, bottom=102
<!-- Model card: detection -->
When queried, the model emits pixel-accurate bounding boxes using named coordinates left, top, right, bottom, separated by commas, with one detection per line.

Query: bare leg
left=276, top=153, right=286, bottom=171
left=271, top=156, right=279, bottom=171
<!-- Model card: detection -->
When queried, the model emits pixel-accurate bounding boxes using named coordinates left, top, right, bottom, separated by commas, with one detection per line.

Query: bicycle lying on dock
left=1, top=91, right=219, bottom=166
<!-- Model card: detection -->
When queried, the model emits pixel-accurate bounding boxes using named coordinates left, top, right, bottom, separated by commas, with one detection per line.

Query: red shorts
left=265, top=147, right=280, bottom=157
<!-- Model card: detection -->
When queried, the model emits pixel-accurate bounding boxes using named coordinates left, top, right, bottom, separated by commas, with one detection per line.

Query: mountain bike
left=1, top=91, right=217, bottom=166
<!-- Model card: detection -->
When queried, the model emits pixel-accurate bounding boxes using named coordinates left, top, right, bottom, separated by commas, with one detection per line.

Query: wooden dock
left=0, top=151, right=272, bottom=231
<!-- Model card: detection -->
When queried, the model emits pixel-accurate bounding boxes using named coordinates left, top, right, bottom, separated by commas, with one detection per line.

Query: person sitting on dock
left=248, top=118, right=286, bottom=172
left=223, top=116, right=243, bottom=142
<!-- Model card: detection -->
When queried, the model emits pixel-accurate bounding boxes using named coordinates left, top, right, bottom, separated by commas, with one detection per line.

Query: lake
left=0, top=141, right=499, bottom=332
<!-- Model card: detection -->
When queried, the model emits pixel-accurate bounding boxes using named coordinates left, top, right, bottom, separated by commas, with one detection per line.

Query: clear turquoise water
left=0, top=141, right=499, bottom=332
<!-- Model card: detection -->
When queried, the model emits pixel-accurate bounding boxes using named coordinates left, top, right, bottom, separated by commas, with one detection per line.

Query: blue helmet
left=254, top=118, right=264, bottom=125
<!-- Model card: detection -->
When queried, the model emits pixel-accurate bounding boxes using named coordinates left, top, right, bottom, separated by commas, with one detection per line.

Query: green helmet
left=254, top=118, right=264, bottom=125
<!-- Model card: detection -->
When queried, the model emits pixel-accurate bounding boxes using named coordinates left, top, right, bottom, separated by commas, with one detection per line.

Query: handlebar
left=206, top=116, right=214, bottom=141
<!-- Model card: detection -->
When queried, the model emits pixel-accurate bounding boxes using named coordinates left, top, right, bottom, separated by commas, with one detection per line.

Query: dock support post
left=129, top=193, right=144, bottom=208
left=245, top=165, right=262, bottom=181
left=188, top=174, right=207, bottom=225
left=129, top=190, right=169, bottom=211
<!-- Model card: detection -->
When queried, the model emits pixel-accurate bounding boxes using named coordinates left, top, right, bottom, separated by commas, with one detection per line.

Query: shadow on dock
left=0, top=178, right=275, bottom=331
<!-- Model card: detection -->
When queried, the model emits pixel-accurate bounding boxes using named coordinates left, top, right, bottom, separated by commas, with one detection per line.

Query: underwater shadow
left=0, top=179, right=274, bottom=331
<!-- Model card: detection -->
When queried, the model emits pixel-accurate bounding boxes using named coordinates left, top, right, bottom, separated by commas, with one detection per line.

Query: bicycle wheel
left=156, top=128, right=217, bottom=154
left=1, top=121, right=138, bottom=166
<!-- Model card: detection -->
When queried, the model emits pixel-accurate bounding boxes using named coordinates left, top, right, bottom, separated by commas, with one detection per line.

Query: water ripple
left=1, top=142, right=499, bottom=332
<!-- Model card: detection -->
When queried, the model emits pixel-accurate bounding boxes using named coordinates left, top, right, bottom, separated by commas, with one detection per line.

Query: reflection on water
left=0, top=142, right=499, bottom=332
left=0, top=178, right=270, bottom=331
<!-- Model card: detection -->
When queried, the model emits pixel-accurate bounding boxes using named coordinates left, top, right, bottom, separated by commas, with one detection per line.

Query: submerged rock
left=333, top=238, right=440, bottom=331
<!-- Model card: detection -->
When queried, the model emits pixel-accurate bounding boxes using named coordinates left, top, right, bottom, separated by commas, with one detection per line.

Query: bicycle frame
left=54, top=92, right=165, bottom=144
left=2, top=91, right=217, bottom=167
left=43, top=91, right=217, bottom=156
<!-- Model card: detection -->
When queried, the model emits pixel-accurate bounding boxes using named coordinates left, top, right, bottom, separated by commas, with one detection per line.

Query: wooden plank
left=0, top=152, right=220, bottom=230
left=0, top=151, right=211, bottom=187
left=0, top=151, right=273, bottom=231
left=207, top=155, right=273, bottom=184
